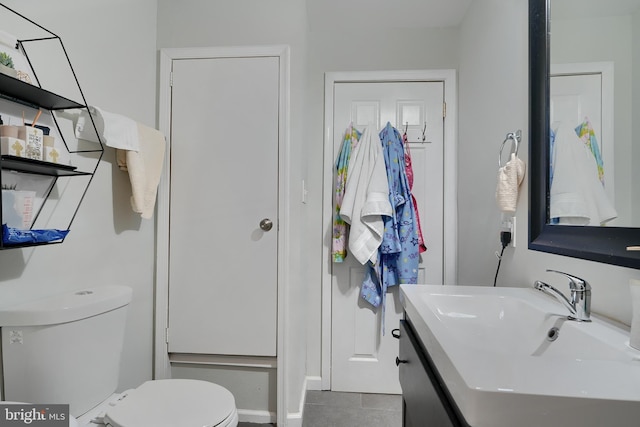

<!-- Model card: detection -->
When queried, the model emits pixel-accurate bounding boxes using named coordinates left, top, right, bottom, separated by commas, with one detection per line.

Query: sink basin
left=400, top=284, right=640, bottom=427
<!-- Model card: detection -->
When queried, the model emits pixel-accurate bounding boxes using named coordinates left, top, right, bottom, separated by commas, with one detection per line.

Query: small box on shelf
left=1, top=136, right=25, bottom=156
left=17, top=125, right=43, bottom=160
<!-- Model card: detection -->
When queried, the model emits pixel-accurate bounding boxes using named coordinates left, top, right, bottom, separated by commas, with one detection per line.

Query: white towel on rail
left=75, top=106, right=140, bottom=151
left=71, top=106, right=164, bottom=218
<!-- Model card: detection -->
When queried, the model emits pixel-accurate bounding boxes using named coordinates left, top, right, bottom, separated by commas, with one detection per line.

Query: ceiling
left=307, top=0, right=473, bottom=30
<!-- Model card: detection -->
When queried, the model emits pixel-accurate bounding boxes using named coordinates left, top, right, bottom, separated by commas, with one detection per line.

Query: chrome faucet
left=533, top=269, right=591, bottom=322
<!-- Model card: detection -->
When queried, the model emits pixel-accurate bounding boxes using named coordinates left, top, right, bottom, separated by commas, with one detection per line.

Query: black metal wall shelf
left=1, top=240, right=63, bottom=249
left=0, top=73, right=85, bottom=110
left=0, top=2, right=104, bottom=249
left=0, top=155, right=89, bottom=177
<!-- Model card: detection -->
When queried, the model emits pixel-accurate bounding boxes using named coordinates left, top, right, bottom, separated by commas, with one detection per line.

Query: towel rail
left=499, top=129, right=522, bottom=167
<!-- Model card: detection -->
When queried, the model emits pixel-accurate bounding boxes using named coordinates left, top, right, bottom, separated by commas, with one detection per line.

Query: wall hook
left=421, top=123, right=427, bottom=142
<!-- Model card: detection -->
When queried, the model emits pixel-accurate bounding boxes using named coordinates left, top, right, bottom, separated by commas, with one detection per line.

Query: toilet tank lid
left=0, top=286, right=133, bottom=327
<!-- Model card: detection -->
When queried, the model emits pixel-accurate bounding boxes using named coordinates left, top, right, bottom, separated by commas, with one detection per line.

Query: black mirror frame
left=528, top=0, right=640, bottom=269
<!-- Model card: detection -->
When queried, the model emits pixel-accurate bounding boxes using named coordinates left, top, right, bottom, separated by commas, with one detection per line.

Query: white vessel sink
left=400, top=284, right=640, bottom=427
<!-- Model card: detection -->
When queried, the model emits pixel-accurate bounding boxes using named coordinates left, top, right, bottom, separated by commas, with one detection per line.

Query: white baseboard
left=237, top=409, right=276, bottom=424
left=251, top=375, right=323, bottom=426
left=286, top=412, right=303, bottom=427
left=285, top=375, right=313, bottom=427
left=305, top=375, right=323, bottom=391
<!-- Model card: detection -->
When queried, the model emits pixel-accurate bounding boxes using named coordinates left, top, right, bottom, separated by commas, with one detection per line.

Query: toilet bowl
left=0, top=286, right=238, bottom=427
left=76, top=380, right=238, bottom=427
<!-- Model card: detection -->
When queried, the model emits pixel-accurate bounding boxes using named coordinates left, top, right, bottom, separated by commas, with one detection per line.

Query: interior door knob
left=260, top=218, right=273, bottom=231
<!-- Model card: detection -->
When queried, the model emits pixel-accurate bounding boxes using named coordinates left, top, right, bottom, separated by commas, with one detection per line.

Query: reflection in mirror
left=528, top=0, right=640, bottom=269
left=549, top=0, right=640, bottom=228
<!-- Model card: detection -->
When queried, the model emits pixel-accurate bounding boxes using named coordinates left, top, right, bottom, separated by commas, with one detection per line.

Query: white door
left=330, top=81, right=445, bottom=393
left=166, top=56, right=279, bottom=356
left=550, top=73, right=601, bottom=135
left=550, top=63, right=615, bottom=206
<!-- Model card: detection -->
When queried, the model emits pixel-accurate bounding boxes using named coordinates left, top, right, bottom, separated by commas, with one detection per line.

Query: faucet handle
left=546, top=269, right=591, bottom=292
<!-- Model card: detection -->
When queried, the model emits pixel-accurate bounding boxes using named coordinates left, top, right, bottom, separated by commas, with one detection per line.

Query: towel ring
left=498, top=130, right=522, bottom=167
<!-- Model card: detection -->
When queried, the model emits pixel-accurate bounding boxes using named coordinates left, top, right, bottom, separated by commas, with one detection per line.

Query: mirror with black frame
left=528, top=0, right=640, bottom=269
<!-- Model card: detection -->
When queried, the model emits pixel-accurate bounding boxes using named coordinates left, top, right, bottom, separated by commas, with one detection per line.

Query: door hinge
left=169, top=71, right=173, bottom=87
left=165, top=327, right=170, bottom=344
left=443, top=102, right=447, bottom=119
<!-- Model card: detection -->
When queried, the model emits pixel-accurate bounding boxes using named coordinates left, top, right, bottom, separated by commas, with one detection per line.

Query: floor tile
left=302, top=391, right=402, bottom=427
left=237, top=423, right=275, bottom=427
left=238, top=391, right=402, bottom=426
left=305, top=390, right=363, bottom=408
left=361, top=393, right=402, bottom=411
left=302, top=403, right=401, bottom=427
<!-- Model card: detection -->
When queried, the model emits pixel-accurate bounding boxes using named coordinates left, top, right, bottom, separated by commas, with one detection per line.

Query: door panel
left=550, top=73, right=601, bottom=142
left=167, top=56, right=279, bottom=356
left=331, top=81, right=445, bottom=393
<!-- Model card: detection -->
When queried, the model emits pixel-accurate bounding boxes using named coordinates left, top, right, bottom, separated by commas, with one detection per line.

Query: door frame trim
left=321, top=70, right=458, bottom=389
left=156, top=45, right=290, bottom=426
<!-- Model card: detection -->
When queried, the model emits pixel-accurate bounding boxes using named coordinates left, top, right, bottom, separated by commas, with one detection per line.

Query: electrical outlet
left=500, top=215, right=516, bottom=248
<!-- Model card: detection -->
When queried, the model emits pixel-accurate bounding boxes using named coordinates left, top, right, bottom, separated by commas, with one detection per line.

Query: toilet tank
left=0, top=286, right=132, bottom=417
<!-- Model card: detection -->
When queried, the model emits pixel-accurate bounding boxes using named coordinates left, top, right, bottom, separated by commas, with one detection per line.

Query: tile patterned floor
left=302, top=391, right=402, bottom=427
left=238, top=423, right=276, bottom=427
left=237, top=390, right=402, bottom=427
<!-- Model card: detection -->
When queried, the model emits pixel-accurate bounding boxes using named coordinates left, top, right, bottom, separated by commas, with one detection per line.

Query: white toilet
left=0, top=286, right=238, bottom=427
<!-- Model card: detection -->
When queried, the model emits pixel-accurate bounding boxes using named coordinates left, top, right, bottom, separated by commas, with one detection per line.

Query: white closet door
left=167, top=56, right=279, bottom=356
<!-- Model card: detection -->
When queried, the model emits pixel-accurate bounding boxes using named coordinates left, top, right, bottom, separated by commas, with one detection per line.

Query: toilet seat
left=102, top=379, right=237, bottom=427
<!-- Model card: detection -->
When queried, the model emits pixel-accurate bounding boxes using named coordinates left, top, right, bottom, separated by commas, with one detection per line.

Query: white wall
left=0, top=0, right=158, bottom=392
left=459, top=0, right=640, bottom=326
left=457, top=0, right=529, bottom=286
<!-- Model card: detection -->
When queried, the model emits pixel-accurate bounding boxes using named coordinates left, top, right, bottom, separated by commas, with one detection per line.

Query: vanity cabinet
left=398, top=318, right=470, bottom=427
left=0, top=4, right=103, bottom=249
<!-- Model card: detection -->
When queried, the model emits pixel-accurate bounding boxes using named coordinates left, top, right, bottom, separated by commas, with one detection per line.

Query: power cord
left=493, top=231, right=512, bottom=287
